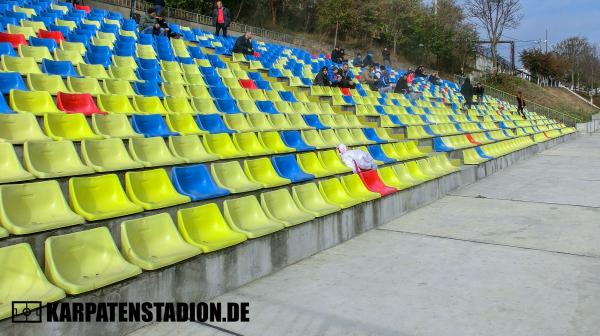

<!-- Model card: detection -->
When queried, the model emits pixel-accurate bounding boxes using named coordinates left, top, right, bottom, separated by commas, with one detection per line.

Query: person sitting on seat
left=338, top=63, right=356, bottom=89
left=331, top=46, right=343, bottom=64
left=337, top=144, right=377, bottom=173
left=428, top=72, right=442, bottom=85
left=139, top=8, right=157, bottom=34
left=352, top=53, right=363, bottom=67
left=313, top=66, right=331, bottom=86
left=232, top=31, right=255, bottom=55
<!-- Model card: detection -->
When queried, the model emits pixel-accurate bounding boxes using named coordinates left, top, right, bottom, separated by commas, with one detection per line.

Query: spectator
left=382, top=47, right=391, bottom=67
left=139, top=8, right=157, bottom=34
left=361, top=65, right=377, bottom=91
left=394, top=73, right=410, bottom=94
left=415, top=65, right=427, bottom=77
left=212, top=1, right=231, bottom=37
left=406, top=67, right=416, bottom=84
left=340, top=48, right=347, bottom=62
left=338, top=63, right=355, bottom=89
left=313, top=66, right=331, bottom=87
left=376, top=65, right=393, bottom=93
left=363, top=53, right=375, bottom=67
left=517, top=91, right=526, bottom=117
left=331, top=46, right=343, bottom=64
left=460, top=77, right=474, bottom=110
left=428, top=72, right=442, bottom=85
left=153, top=0, right=165, bottom=16
left=474, top=82, right=485, bottom=104
left=232, top=31, right=254, bottom=55
left=337, top=144, right=377, bottom=173
left=330, top=67, right=341, bottom=87
left=353, top=53, right=363, bottom=67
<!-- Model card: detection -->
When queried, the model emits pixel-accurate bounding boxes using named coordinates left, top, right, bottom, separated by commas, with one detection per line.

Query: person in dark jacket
left=428, top=72, right=442, bottom=85
left=330, top=67, right=341, bottom=87
left=517, top=91, right=526, bottom=118
left=153, top=0, right=165, bottom=16
left=474, top=82, right=485, bottom=104
left=313, top=66, right=331, bottom=87
left=363, top=53, right=375, bottom=67
left=382, top=47, right=391, bottom=67
left=353, top=53, right=363, bottom=67
left=232, top=32, right=254, bottom=55
left=331, top=46, right=343, bottom=64
left=460, top=77, right=474, bottom=110
left=338, top=63, right=355, bottom=88
left=394, top=73, right=410, bottom=94
left=415, top=65, right=427, bottom=77
left=212, top=1, right=231, bottom=37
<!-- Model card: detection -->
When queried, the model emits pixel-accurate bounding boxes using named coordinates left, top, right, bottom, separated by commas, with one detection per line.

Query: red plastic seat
left=0, top=32, right=28, bottom=48
left=74, top=4, right=91, bottom=13
left=57, top=92, right=105, bottom=116
left=239, top=79, right=257, bottom=90
left=340, top=88, right=351, bottom=96
left=465, top=134, right=481, bottom=145
left=38, top=30, right=65, bottom=45
left=359, top=170, right=397, bottom=196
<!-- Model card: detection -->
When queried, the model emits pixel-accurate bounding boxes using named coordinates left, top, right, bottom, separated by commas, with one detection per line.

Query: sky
left=429, top=0, right=600, bottom=66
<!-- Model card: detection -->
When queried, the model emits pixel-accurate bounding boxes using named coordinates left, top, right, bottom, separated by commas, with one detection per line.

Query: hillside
left=481, top=75, right=599, bottom=122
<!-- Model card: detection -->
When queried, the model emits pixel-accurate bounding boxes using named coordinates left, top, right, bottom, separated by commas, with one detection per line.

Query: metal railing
left=97, top=0, right=331, bottom=51
left=454, top=75, right=582, bottom=126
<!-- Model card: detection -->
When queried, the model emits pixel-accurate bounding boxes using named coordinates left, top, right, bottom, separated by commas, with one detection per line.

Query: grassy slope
left=482, top=75, right=599, bottom=122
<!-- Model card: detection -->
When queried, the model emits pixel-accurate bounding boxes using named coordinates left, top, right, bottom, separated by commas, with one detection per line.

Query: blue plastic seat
left=136, top=68, right=161, bottom=82
left=101, top=23, right=119, bottom=35
left=216, top=99, right=241, bottom=114
left=367, top=145, right=396, bottom=164
left=280, top=131, right=316, bottom=152
left=279, top=91, right=298, bottom=103
left=207, top=54, right=226, bottom=68
left=362, top=128, right=387, bottom=143
left=113, top=46, right=135, bottom=57
left=195, top=114, right=235, bottom=134
left=205, top=75, right=224, bottom=87
left=29, top=37, right=58, bottom=52
left=256, top=101, right=279, bottom=114
left=137, top=58, right=160, bottom=71
left=177, top=57, right=194, bottom=64
left=133, top=81, right=164, bottom=98
left=157, top=49, right=176, bottom=61
left=272, top=154, right=315, bottom=183
left=79, top=23, right=98, bottom=34
left=303, top=114, right=329, bottom=130
left=268, top=68, right=284, bottom=78
left=49, top=24, right=71, bottom=38
left=171, top=164, right=230, bottom=201
left=247, top=72, right=263, bottom=81
left=0, top=72, right=28, bottom=94
left=6, top=12, right=28, bottom=21
left=255, top=80, right=272, bottom=90
left=131, top=114, right=179, bottom=138
left=66, top=33, right=91, bottom=45
left=0, top=42, right=16, bottom=57
left=0, top=94, right=14, bottom=113
left=209, top=86, right=231, bottom=99
left=41, top=59, right=78, bottom=77
left=0, top=17, right=18, bottom=28
left=86, top=50, right=112, bottom=68
left=188, top=46, right=205, bottom=59
left=137, top=34, right=155, bottom=45
left=342, top=96, right=356, bottom=105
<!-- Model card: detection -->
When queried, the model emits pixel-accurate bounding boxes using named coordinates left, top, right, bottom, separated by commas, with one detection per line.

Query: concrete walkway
left=131, top=134, right=600, bottom=336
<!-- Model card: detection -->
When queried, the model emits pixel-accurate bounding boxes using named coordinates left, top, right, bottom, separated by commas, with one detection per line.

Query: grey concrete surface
left=131, top=134, right=600, bottom=336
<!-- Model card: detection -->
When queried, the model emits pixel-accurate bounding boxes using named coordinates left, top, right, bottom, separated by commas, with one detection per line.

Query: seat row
left=406, top=122, right=501, bottom=139
left=462, top=136, right=536, bottom=164
left=433, top=130, right=516, bottom=151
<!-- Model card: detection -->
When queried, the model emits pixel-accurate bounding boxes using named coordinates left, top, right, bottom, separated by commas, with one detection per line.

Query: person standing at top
left=474, top=82, right=485, bottom=104
left=362, top=53, right=375, bottom=67
left=382, top=47, right=391, bottom=67
left=153, top=0, right=165, bottom=16
left=460, top=77, right=474, bottom=110
left=517, top=91, right=527, bottom=118
left=337, top=144, right=377, bottom=173
left=212, top=1, right=230, bottom=37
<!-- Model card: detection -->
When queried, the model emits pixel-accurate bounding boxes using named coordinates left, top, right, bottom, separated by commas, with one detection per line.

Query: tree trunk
left=234, top=0, right=245, bottom=22
left=270, top=1, right=278, bottom=25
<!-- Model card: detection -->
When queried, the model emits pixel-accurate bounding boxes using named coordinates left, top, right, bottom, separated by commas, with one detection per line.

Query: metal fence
left=99, top=0, right=331, bottom=51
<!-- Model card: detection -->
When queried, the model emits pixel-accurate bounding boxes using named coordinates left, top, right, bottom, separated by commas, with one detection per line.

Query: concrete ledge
left=0, top=133, right=576, bottom=336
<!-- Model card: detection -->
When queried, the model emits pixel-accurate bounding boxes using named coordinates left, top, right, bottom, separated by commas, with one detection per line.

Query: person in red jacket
left=212, top=1, right=231, bottom=37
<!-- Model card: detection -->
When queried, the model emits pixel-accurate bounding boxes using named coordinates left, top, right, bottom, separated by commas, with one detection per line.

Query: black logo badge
left=12, top=301, right=42, bottom=323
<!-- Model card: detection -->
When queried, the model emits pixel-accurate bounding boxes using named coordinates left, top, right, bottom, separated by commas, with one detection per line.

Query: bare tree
left=465, top=0, right=522, bottom=74
left=554, top=37, right=595, bottom=89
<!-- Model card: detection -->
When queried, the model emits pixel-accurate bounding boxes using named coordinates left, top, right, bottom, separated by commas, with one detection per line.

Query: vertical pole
left=433, top=0, right=437, bottom=15
left=333, top=21, right=339, bottom=49
left=545, top=29, right=548, bottom=53
left=510, top=41, right=515, bottom=75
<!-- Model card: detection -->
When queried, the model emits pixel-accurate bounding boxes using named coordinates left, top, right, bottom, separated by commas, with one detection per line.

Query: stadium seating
left=45, top=226, right=142, bottom=294
left=0, top=113, right=49, bottom=143
left=244, top=158, right=291, bottom=188
left=177, top=203, right=248, bottom=252
left=272, top=154, right=315, bottom=183
left=10, top=90, right=60, bottom=115
left=171, top=164, right=230, bottom=201
left=211, top=161, right=262, bottom=193
left=44, top=113, right=103, bottom=141
left=203, top=133, right=246, bottom=158
left=341, top=174, right=381, bottom=201
left=318, top=178, right=363, bottom=208
left=292, top=183, right=341, bottom=217
left=0, top=142, right=34, bottom=183
left=92, top=114, right=142, bottom=138
left=120, top=213, right=201, bottom=270
left=81, top=138, right=144, bottom=172
left=125, top=169, right=191, bottom=210
left=260, top=188, right=315, bottom=226
left=23, top=140, right=94, bottom=178
left=223, top=196, right=285, bottom=238
left=57, top=92, right=104, bottom=115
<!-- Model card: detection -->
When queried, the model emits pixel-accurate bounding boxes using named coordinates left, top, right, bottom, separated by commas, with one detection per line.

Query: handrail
left=454, top=75, right=582, bottom=127
left=95, top=0, right=331, bottom=51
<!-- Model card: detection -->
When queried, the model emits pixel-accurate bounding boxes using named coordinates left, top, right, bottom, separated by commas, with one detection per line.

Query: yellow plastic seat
left=109, top=66, right=138, bottom=81
left=161, top=71, right=186, bottom=84
left=335, top=129, right=361, bottom=146
left=18, top=45, right=52, bottom=62
left=405, top=161, right=434, bottom=182
left=128, top=137, right=184, bottom=167
left=162, top=83, right=189, bottom=98
left=0, top=113, right=49, bottom=144
left=211, top=161, right=262, bottom=193
left=7, top=25, right=36, bottom=39
left=288, top=114, right=313, bottom=130
left=78, top=63, right=110, bottom=80
left=54, top=49, right=86, bottom=65
left=13, top=7, right=37, bottom=18
left=67, top=76, right=105, bottom=95
left=203, top=133, right=246, bottom=159
left=248, top=113, right=276, bottom=131
left=164, top=96, right=196, bottom=113
left=168, top=135, right=218, bottom=163
left=391, top=163, right=423, bottom=186
left=45, top=227, right=142, bottom=295
left=223, top=114, right=255, bottom=132
left=187, top=84, right=211, bottom=99
left=69, top=174, right=143, bottom=221
left=133, top=96, right=167, bottom=115
left=112, top=56, right=137, bottom=69
left=243, top=158, right=291, bottom=188
left=417, top=158, right=442, bottom=178
left=232, top=132, right=274, bottom=156
left=26, top=73, right=68, bottom=94
left=97, top=94, right=136, bottom=115
left=181, top=63, right=200, bottom=74
left=318, top=178, right=363, bottom=209
left=125, top=169, right=190, bottom=210
left=319, top=129, right=343, bottom=147
left=340, top=174, right=380, bottom=201
left=121, top=213, right=201, bottom=270
left=260, top=188, right=315, bottom=226
left=23, top=140, right=93, bottom=178
left=237, top=100, right=261, bottom=114
left=258, top=131, right=295, bottom=153
left=268, top=114, right=295, bottom=130
left=318, top=150, right=352, bottom=174
left=292, top=183, right=341, bottom=217
left=91, top=114, right=142, bottom=139
left=191, top=97, right=220, bottom=114
left=301, top=130, right=329, bottom=149
left=59, top=41, right=86, bottom=55
left=44, top=113, right=103, bottom=141
left=136, top=45, right=157, bottom=59
left=0, top=181, right=84, bottom=235
left=161, top=60, right=182, bottom=73
left=377, top=166, right=413, bottom=190
left=223, top=196, right=285, bottom=238
left=297, top=152, right=332, bottom=178
left=92, top=37, right=114, bottom=50
left=103, top=79, right=136, bottom=97
left=81, top=138, right=144, bottom=172
left=350, top=128, right=375, bottom=144
left=0, top=142, right=34, bottom=183
left=0, top=243, right=65, bottom=320
left=54, top=19, right=76, bottom=31
left=177, top=204, right=248, bottom=253
left=165, top=114, right=206, bottom=135
left=10, top=90, right=61, bottom=115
